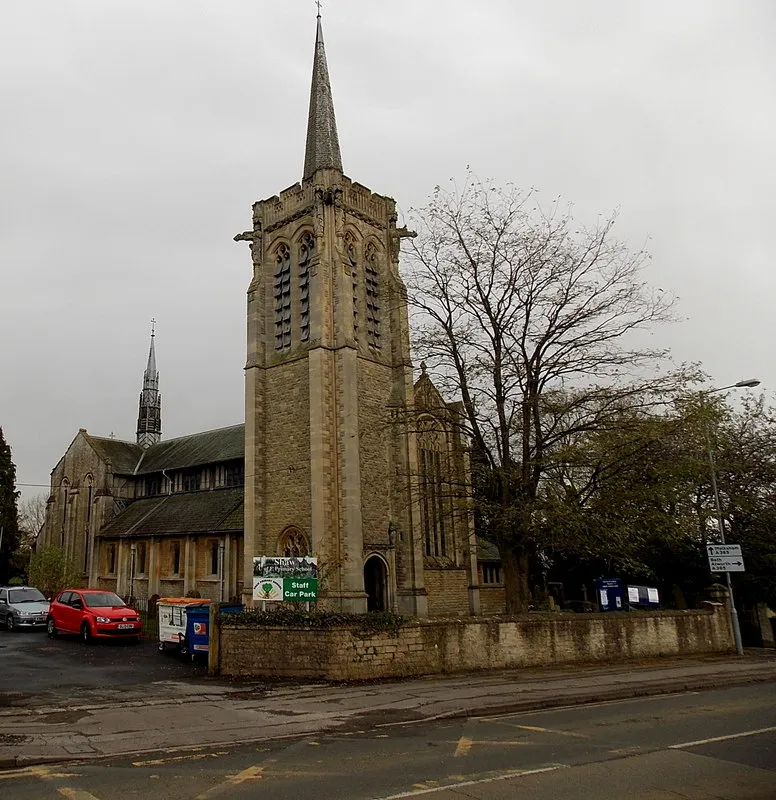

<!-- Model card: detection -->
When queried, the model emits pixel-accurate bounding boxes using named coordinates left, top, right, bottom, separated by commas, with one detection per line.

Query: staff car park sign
left=252, top=557, right=319, bottom=602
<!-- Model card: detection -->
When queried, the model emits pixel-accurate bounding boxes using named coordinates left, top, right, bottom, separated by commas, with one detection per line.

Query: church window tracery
left=418, top=419, right=448, bottom=558
left=279, top=526, right=309, bottom=557
left=365, top=242, right=381, bottom=350
left=274, top=243, right=292, bottom=350
left=299, top=232, right=315, bottom=343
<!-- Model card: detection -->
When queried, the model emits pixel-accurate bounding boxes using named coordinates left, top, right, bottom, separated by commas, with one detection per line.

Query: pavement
left=1, top=649, right=775, bottom=770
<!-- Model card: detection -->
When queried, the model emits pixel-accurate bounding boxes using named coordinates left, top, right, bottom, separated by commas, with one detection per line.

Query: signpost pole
left=707, top=437, right=744, bottom=655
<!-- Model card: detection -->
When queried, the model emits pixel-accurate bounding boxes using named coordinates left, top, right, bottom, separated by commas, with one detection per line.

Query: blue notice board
left=597, top=578, right=625, bottom=612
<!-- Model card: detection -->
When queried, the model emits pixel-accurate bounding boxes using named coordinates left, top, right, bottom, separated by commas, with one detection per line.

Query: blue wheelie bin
left=183, top=602, right=243, bottom=661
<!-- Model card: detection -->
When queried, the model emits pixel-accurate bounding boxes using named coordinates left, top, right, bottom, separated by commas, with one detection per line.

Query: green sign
left=283, top=578, right=318, bottom=602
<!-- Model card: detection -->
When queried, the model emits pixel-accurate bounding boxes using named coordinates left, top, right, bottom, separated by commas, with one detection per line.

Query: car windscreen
left=8, top=588, right=46, bottom=604
left=83, top=592, right=126, bottom=608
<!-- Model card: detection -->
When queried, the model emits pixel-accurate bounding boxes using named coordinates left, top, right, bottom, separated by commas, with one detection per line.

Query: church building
left=40, top=14, right=493, bottom=617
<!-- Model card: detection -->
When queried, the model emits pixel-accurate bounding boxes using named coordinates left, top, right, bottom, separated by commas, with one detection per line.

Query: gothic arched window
left=365, top=242, right=381, bottom=350
left=298, top=232, right=315, bottom=343
left=344, top=232, right=359, bottom=341
left=84, top=474, right=94, bottom=572
left=60, top=478, right=70, bottom=548
left=274, top=243, right=292, bottom=350
left=418, top=418, right=448, bottom=558
left=279, top=527, right=310, bottom=557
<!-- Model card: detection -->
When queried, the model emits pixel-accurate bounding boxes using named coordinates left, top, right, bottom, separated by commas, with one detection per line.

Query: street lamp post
left=702, top=379, right=760, bottom=657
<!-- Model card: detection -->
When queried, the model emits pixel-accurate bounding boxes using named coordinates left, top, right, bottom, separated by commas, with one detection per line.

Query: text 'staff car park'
left=47, top=590, right=142, bottom=643
left=0, top=586, right=50, bottom=631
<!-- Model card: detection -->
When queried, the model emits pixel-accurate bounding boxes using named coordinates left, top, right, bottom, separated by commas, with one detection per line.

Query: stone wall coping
left=221, top=606, right=720, bottom=632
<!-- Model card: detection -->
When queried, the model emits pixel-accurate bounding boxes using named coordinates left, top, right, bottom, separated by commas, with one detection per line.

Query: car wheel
left=81, top=622, right=92, bottom=644
left=6, top=615, right=15, bottom=632
left=179, top=638, right=189, bottom=657
left=157, top=641, right=166, bottom=653
left=46, top=617, right=57, bottom=638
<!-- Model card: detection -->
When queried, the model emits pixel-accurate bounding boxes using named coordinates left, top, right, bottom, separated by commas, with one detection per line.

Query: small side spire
left=303, top=8, right=343, bottom=179
left=136, top=320, right=162, bottom=448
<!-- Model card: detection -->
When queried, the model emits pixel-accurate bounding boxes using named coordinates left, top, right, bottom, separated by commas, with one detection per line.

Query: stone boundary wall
left=216, top=603, right=733, bottom=680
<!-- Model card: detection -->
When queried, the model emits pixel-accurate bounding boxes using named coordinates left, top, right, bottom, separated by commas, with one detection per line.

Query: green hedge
left=222, top=606, right=406, bottom=635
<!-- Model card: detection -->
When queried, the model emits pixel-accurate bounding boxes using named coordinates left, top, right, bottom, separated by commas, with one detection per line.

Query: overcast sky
left=2, top=0, right=774, bottom=497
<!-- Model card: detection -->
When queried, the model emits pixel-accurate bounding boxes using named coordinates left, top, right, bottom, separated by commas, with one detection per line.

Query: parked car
left=47, top=589, right=142, bottom=643
left=0, top=586, right=49, bottom=631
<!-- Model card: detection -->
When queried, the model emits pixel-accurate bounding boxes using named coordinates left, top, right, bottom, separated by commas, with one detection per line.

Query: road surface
left=2, top=682, right=775, bottom=799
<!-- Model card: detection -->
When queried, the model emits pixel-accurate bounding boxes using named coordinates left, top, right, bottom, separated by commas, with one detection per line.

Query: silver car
left=0, top=586, right=50, bottom=631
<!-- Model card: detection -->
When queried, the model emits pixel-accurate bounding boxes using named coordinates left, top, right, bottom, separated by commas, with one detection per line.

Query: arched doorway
left=364, top=555, right=388, bottom=612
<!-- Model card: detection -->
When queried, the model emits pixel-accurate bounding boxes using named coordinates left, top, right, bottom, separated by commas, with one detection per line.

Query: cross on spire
left=303, top=4, right=342, bottom=178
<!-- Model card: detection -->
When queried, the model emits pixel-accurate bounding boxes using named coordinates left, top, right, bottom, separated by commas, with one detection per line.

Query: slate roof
left=99, top=487, right=244, bottom=538
left=134, top=424, right=245, bottom=475
left=84, top=425, right=244, bottom=476
left=85, top=436, right=143, bottom=475
left=477, top=537, right=501, bottom=561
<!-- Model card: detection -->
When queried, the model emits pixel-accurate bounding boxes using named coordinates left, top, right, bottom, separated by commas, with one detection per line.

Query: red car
left=47, top=589, right=142, bottom=643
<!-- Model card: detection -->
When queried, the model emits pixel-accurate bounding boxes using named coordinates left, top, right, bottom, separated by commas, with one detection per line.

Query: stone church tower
left=238, top=13, right=430, bottom=615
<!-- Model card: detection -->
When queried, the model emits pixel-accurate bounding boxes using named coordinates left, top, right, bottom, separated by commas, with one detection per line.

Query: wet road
left=2, top=683, right=775, bottom=799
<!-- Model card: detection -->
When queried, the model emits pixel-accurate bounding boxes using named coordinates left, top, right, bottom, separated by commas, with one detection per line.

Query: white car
left=0, top=586, right=50, bottom=631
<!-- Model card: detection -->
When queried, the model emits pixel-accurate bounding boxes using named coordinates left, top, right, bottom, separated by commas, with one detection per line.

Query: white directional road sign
left=706, top=544, right=745, bottom=572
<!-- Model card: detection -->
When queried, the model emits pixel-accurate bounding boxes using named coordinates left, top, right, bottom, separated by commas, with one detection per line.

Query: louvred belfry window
left=365, top=242, right=381, bottom=350
left=345, top=232, right=358, bottom=342
left=274, top=244, right=292, bottom=350
left=299, top=232, right=315, bottom=342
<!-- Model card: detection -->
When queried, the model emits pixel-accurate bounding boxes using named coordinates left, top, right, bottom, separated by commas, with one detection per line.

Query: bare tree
left=17, top=493, right=48, bottom=551
left=405, top=176, right=692, bottom=613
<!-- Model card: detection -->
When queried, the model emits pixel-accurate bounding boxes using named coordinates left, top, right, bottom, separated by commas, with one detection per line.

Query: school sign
left=252, top=557, right=319, bottom=603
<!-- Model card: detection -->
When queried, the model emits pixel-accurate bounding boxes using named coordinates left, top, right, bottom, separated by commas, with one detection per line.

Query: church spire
left=303, top=8, right=343, bottom=179
left=136, top=321, right=162, bottom=449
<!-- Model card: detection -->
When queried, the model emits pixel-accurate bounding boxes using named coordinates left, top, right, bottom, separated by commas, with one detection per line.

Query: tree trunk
left=500, top=546, right=530, bottom=614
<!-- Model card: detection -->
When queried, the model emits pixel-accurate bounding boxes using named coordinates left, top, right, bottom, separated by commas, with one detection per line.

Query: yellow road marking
left=227, top=766, right=263, bottom=786
left=195, top=766, right=264, bottom=799
left=454, top=736, right=472, bottom=757
left=57, top=789, right=101, bottom=800
left=132, top=751, right=228, bottom=767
